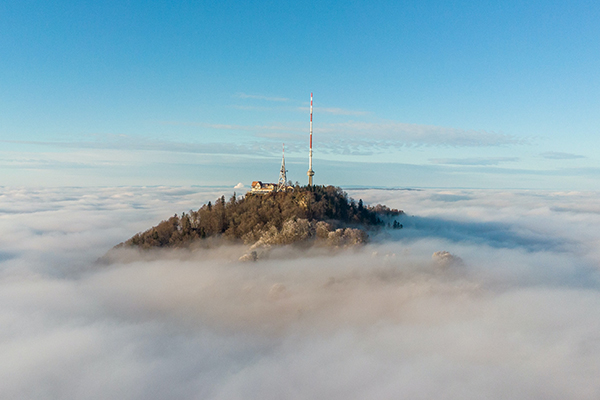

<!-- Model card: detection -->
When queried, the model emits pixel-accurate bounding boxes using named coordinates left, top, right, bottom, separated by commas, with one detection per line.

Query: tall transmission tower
left=307, top=92, right=315, bottom=186
left=278, top=143, right=288, bottom=191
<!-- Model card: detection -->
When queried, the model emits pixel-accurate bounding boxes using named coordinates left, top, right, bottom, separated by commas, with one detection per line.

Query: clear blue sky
left=1, top=0, right=599, bottom=189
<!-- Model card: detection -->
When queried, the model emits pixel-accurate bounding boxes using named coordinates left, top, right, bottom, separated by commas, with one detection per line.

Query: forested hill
left=117, top=185, right=403, bottom=250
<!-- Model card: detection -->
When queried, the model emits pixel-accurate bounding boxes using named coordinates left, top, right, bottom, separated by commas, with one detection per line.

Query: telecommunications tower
left=307, top=92, right=315, bottom=186
left=278, top=143, right=288, bottom=191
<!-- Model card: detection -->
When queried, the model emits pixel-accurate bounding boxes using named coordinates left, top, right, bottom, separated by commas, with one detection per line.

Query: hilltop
left=115, top=185, right=403, bottom=255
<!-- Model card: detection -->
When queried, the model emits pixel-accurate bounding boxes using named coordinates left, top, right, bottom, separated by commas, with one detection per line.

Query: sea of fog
left=1, top=186, right=600, bottom=399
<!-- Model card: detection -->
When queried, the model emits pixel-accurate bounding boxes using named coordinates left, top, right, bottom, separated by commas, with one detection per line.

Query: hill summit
left=116, top=185, right=403, bottom=253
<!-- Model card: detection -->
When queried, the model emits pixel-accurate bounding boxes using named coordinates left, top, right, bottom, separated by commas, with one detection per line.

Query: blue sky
left=1, top=0, right=599, bottom=188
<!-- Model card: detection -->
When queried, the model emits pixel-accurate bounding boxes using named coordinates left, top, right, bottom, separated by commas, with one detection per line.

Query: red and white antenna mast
left=307, top=92, right=315, bottom=186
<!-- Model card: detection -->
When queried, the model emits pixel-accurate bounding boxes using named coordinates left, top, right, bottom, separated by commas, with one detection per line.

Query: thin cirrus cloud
left=0, top=139, right=281, bottom=160
left=540, top=151, right=586, bottom=160
left=1, top=117, right=524, bottom=171
left=230, top=104, right=284, bottom=111
left=320, top=107, right=370, bottom=116
left=0, top=157, right=101, bottom=170
left=321, top=121, right=523, bottom=147
left=2, top=187, right=600, bottom=399
left=429, top=157, right=520, bottom=166
left=233, top=92, right=290, bottom=102
left=158, top=119, right=522, bottom=149
left=296, top=106, right=370, bottom=116
left=157, top=120, right=303, bottom=133
left=233, top=93, right=368, bottom=115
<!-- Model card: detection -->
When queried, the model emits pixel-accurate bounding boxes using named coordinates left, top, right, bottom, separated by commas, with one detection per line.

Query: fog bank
left=1, top=187, right=600, bottom=399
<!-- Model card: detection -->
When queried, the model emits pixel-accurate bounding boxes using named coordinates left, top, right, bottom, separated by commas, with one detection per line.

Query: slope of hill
left=116, top=185, right=403, bottom=251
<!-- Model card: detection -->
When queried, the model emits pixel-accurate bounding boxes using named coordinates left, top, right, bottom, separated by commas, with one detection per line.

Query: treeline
left=120, top=185, right=403, bottom=249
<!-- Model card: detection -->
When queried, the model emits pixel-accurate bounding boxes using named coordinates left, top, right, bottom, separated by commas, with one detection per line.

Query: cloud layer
left=1, top=116, right=521, bottom=162
left=541, top=151, right=586, bottom=160
left=430, top=157, right=520, bottom=166
left=1, top=187, right=600, bottom=399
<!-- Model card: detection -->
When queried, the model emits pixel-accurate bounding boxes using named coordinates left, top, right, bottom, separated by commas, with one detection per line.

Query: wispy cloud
left=320, top=107, right=370, bottom=116
left=540, top=151, right=586, bottom=160
left=320, top=121, right=523, bottom=147
left=234, top=92, right=289, bottom=102
left=429, top=157, right=520, bottom=166
left=0, top=138, right=278, bottom=157
left=156, top=121, right=252, bottom=131
left=255, top=132, right=302, bottom=140
left=230, top=105, right=278, bottom=111
left=1, top=116, right=526, bottom=172
left=0, top=157, right=102, bottom=169
left=156, top=121, right=303, bottom=133
left=155, top=118, right=522, bottom=150
left=297, top=106, right=370, bottom=116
